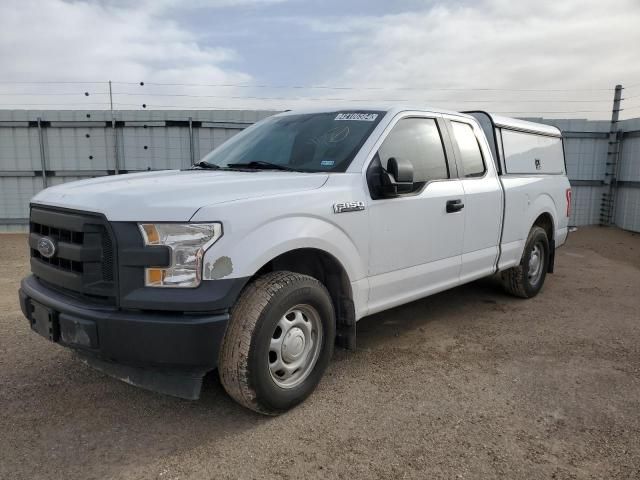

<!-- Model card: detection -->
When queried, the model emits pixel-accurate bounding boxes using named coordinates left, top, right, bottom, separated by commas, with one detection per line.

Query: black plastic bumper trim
left=20, top=275, right=231, bottom=370
left=119, top=275, right=249, bottom=312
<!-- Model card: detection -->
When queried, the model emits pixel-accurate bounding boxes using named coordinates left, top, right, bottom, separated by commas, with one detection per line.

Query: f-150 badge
left=333, top=201, right=365, bottom=214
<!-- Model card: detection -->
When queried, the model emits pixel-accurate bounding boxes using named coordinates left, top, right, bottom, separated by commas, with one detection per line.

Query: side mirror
left=381, top=157, right=414, bottom=197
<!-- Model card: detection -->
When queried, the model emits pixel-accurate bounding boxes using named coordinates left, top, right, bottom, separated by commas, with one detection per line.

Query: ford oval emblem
left=37, top=237, right=57, bottom=259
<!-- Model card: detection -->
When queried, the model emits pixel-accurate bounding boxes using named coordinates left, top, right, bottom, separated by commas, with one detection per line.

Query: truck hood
left=32, top=169, right=329, bottom=221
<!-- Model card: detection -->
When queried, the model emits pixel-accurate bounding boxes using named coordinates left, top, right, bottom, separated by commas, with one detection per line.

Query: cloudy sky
left=1, top=0, right=640, bottom=118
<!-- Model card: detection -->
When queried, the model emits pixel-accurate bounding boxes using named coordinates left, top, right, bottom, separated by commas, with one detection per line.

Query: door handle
left=446, top=199, right=464, bottom=213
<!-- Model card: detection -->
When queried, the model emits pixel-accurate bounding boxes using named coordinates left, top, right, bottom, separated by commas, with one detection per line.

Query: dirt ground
left=1, top=226, right=639, bottom=480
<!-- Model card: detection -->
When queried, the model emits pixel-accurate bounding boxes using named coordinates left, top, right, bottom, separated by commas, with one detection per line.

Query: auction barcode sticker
left=335, top=113, right=379, bottom=121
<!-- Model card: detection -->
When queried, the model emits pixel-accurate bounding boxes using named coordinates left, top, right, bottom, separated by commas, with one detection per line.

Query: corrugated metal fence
left=614, top=117, right=640, bottom=231
left=1, top=110, right=639, bottom=232
left=0, top=109, right=277, bottom=232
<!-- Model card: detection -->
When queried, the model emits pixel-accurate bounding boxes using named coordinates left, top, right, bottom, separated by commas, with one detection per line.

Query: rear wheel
left=218, top=271, right=335, bottom=415
left=501, top=226, right=550, bottom=298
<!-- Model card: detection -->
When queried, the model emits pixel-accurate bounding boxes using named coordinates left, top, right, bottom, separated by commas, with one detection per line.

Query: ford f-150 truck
left=18, top=106, right=571, bottom=414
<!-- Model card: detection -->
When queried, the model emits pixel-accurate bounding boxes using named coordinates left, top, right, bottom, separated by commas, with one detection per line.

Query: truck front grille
left=29, top=206, right=117, bottom=305
left=101, top=229, right=114, bottom=281
left=31, top=223, right=84, bottom=273
left=32, top=247, right=84, bottom=273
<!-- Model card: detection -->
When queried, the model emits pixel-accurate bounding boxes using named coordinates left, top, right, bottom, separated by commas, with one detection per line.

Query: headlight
left=139, top=223, right=222, bottom=288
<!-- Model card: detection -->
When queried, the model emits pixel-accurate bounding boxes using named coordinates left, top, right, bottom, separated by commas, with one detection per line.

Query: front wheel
left=501, top=226, right=550, bottom=298
left=218, top=271, right=335, bottom=415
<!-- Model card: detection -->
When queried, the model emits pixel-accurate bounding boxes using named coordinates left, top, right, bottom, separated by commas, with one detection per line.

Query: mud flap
left=548, top=238, right=556, bottom=274
left=335, top=295, right=356, bottom=350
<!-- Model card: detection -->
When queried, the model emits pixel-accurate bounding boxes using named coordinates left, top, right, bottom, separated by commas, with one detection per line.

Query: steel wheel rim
left=528, top=242, right=544, bottom=285
left=268, top=304, right=323, bottom=389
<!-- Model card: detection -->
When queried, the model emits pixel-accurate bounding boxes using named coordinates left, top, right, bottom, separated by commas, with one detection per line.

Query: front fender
left=201, top=214, right=367, bottom=283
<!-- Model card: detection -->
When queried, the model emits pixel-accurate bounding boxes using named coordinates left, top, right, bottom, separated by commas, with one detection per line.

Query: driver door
left=366, top=115, right=465, bottom=314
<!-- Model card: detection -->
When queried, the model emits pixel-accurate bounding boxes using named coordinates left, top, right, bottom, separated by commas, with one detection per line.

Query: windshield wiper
left=226, top=161, right=300, bottom=172
left=191, top=161, right=220, bottom=170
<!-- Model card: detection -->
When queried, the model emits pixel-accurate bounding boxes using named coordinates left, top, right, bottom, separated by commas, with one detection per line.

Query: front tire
left=501, top=226, right=550, bottom=298
left=218, top=271, right=335, bottom=415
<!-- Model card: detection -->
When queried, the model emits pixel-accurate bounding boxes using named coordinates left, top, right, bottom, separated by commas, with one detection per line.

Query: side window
left=451, top=121, right=485, bottom=177
left=377, top=118, right=449, bottom=190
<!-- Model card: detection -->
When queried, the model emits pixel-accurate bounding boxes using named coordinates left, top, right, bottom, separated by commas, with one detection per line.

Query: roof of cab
left=274, top=105, right=470, bottom=119
left=274, top=106, right=561, bottom=137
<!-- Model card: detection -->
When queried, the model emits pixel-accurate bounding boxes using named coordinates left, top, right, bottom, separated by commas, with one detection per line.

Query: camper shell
left=466, top=111, right=566, bottom=176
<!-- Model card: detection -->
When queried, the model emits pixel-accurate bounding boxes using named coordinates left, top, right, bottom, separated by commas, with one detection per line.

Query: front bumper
left=19, top=275, right=231, bottom=399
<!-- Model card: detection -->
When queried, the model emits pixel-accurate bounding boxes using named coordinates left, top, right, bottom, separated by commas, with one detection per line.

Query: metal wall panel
left=0, top=176, right=41, bottom=220
left=121, top=126, right=191, bottom=170
left=0, top=126, right=41, bottom=171
left=615, top=187, right=640, bottom=232
left=615, top=118, right=640, bottom=232
left=45, top=126, right=112, bottom=171
left=564, top=137, right=609, bottom=180
left=569, top=185, right=607, bottom=226
left=618, top=136, right=640, bottom=182
left=622, top=117, right=640, bottom=131
left=48, top=176, right=88, bottom=187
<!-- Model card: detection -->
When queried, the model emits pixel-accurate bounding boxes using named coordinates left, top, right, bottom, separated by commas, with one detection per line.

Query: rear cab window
left=450, top=121, right=486, bottom=178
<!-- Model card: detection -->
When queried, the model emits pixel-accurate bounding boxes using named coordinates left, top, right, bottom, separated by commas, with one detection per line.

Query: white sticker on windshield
left=335, top=113, right=379, bottom=121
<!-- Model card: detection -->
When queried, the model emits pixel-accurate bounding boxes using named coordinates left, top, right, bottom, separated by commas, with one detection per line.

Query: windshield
left=199, top=111, right=384, bottom=173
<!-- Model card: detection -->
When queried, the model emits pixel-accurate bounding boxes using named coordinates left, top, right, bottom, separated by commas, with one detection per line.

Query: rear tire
left=218, top=271, right=335, bottom=415
left=501, top=226, right=550, bottom=298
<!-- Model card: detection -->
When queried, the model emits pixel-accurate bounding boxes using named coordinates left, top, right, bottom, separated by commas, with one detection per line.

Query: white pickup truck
left=19, top=106, right=571, bottom=414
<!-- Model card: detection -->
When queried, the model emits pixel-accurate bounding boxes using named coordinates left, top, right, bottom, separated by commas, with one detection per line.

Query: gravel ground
left=1, top=226, right=639, bottom=479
